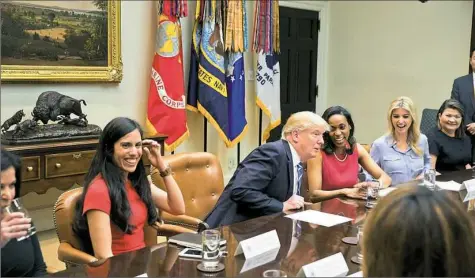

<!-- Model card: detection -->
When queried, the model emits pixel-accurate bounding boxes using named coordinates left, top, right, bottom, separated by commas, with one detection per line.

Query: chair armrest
left=162, top=212, right=204, bottom=228
left=151, top=221, right=197, bottom=237
left=58, top=242, right=97, bottom=266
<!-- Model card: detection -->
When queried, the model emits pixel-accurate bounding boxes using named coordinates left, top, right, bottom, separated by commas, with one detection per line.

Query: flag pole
left=203, top=117, right=208, bottom=152
left=237, top=143, right=241, bottom=163
left=258, top=109, right=263, bottom=146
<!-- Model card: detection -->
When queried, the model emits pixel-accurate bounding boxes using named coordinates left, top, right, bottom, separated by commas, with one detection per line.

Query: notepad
left=286, top=210, right=352, bottom=227
left=436, top=180, right=462, bottom=191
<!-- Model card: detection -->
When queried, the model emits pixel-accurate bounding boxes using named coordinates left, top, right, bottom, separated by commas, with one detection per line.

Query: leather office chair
left=150, top=152, right=224, bottom=237
left=53, top=187, right=191, bottom=267
left=420, top=108, right=438, bottom=135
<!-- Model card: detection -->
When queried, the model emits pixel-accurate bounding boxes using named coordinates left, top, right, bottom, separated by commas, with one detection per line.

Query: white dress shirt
left=287, top=142, right=302, bottom=195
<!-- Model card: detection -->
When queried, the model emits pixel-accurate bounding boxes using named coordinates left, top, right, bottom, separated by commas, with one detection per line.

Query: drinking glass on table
left=201, top=229, right=221, bottom=269
left=351, top=225, right=364, bottom=265
left=423, top=169, right=436, bottom=191
left=365, top=180, right=381, bottom=209
left=2, top=198, right=36, bottom=241
left=262, top=269, right=287, bottom=277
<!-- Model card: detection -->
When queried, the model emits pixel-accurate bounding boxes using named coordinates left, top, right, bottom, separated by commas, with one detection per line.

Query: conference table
left=50, top=170, right=475, bottom=277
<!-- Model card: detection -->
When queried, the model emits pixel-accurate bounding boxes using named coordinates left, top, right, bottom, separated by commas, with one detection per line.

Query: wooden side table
left=3, top=134, right=168, bottom=196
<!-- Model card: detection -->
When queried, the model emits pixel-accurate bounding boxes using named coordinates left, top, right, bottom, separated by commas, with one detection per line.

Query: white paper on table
left=135, top=274, right=148, bottom=277
left=347, top=271, right=363, bottom=277
left=379, top=187, right=397, bottom=197
left=436, top=180, right=462, bottom=191
left=286, top=210, right=352, bottom=227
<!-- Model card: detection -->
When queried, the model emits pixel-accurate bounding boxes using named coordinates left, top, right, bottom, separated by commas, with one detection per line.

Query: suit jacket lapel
left=282, top=140, right=294, bottom=199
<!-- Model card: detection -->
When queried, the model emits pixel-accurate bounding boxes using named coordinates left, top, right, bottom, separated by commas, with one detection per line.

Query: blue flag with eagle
left=187, top=12, right=247, bottom=147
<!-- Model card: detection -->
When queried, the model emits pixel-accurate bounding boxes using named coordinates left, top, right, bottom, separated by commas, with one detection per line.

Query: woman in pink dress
left=307, top=106, right=391, bottom=202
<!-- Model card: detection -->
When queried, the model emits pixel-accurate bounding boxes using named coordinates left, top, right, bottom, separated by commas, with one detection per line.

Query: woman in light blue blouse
left=369, top=96, right=431, bottom=185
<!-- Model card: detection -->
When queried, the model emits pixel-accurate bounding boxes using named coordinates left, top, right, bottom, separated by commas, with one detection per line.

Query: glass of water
left=351, top=225, right=364, bottom=265
left=424, top=169, right=436, bottom=191
left=3, top=198, right=36, bottom=241
left=262, top=269, right=287, bottom=277
left=356, top=225, right=363, bottom=263
left=365, top=180, right=381, bottom=209
left=201, top=229, right=221, bottom=269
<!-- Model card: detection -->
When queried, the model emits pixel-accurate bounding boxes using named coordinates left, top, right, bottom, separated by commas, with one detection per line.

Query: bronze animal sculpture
left=13, top=119, right=38, bottom=137
left=57, top=116, right=87, bottom=127
left=1, top=110, right=25, bottom=133
left=31, top=91, right=88, bottom=125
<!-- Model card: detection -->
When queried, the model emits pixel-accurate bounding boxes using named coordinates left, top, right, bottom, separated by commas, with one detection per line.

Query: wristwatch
left=159, top=164, right=172, bottom=177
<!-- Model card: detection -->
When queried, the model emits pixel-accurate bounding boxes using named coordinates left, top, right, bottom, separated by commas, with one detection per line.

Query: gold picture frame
left=1, top=1, right=122, bottom=83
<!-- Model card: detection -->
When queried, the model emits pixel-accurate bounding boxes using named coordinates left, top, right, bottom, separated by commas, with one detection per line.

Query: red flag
left=146, top=14, right=189, bottom=151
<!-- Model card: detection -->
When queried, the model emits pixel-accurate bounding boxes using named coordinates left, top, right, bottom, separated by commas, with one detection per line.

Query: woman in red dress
left=307, top=106, right=391, bottom=202
left=73, top=117, right=185, bottom=259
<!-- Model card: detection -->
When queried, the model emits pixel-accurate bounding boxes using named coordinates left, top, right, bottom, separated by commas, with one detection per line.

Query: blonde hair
left=387, top=96, right=422, bottom=156
left=281, top=111, right=329, bottom=139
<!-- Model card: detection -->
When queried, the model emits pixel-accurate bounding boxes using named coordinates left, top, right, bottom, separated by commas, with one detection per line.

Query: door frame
left=279, top=1, right=329, bottom=115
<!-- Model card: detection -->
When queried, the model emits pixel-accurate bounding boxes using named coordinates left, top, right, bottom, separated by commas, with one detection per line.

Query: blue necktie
left=296, top=162, right=304, bottom=196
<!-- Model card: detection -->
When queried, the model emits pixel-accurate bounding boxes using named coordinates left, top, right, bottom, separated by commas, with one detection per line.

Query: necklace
left=333, top=152, right=348, bottom=162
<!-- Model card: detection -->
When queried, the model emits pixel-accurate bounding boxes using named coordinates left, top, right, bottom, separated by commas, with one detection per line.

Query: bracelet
left=159, top=164, right=172, bottom=177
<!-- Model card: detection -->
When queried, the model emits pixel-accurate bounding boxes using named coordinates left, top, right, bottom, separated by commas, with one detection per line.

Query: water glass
left=262, top=270, right=287, bottom=277
left=424, top=169, right=436, bottom=191
left=365, top=180, right=380, bottom=209
left=355, top=225, right=364, bottom=264
left=202, top=229, right=221, bottom=269
left=472, top=163, right=475, bottom=178
left=3, top=198, right=36, bottom=241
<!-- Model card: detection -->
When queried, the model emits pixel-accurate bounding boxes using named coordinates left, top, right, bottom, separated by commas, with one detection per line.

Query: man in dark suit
left=204, top=111, right=329, bottom=228
left=451, top=48, right=475, bottom=159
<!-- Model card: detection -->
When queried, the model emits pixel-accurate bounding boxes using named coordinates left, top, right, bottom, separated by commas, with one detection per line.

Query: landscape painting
left=1, top=0, right=122, bottom=82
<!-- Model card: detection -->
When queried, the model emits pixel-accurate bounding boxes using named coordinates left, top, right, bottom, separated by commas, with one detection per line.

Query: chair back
left=53, top=188, right=85, bottom=252
left=150, top=152, right=224, bottom=220
left=53, top=187, right=157, bottom=255
left=420, top=108, right=438, bottom=135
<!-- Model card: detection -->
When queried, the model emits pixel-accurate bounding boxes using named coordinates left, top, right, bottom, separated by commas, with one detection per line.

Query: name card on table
left=297, top=252, right=349, bottom=277
left=234, top=230, right=281, bottom=259
left=240, top=247, right=280, bottom=273
left=461, top=179, right=475, bottom=202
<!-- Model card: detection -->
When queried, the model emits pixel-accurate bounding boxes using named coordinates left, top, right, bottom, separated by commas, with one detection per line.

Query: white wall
left=0, top=1, right=250, bottom=182
left=326, top=1, right=473, bottom=143
left=1, top=0, right=473, bottom=182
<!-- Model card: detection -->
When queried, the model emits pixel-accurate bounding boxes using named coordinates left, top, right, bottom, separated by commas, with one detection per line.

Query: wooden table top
left=50, top=170, right=475, bottom=277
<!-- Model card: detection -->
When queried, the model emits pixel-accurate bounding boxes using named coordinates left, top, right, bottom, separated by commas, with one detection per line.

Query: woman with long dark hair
left=307, top=106, right=390, bottom=202
left=73, top=117, right=185, bottom=259
left=1, top=149, right=47, bottom=276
